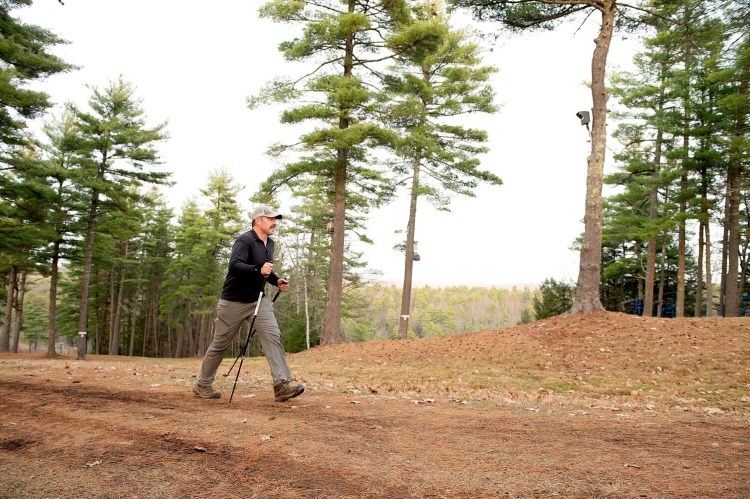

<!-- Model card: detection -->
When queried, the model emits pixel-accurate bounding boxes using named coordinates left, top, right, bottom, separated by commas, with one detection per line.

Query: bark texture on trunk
left=322, top=0, right=355, bottom=344
left=704, top=222, right=714, bottom=316
left=695, top=221, right=704, bottom=317
left=1, top=265, right=18, bottom=353
left=110, top=241, right=129, bottom=355
left=724, top=57, right=747, bottom=316
left=644, top=69, right=667, bottom=317
left=398, top=153, right=421, bottom=339
left=78, top=189, right=100, bottom=360
left=11, top=272, right=26, bottom=353
left=48, top=242, right=60, bottom=355
left=323, top=149, right=347, bottom=344
left=571, top=3, right=613, bottom=314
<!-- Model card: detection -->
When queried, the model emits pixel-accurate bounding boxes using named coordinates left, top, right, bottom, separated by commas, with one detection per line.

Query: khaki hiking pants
left=197, top=296, right=292, bottom=387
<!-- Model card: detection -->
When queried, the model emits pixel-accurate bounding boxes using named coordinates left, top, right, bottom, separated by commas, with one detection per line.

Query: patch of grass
left=0, top=482, right=24, bottom=499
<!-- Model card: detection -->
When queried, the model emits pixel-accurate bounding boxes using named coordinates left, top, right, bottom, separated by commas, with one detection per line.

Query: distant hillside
left=342, top=283, right=536, bottom=341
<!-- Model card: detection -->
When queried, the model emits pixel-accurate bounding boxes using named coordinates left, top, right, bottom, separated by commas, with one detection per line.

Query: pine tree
left=533, top=278, right=575, bottom=320
left=0, top=1, right=72, bottom=352
left=37, top=110, right=83, bottom=354
left=0, top=0, right=71, bottom=153
left=450, top=0, right=668, bottom=313
left=384, top=3, right=501, bottom=339
left=253, top=0, right=408, bottom=344
left=69, top=78, right=168, bottom=359
left=268, top=186, right=332, bottom=350
left=195, top=168, right=243, bottom=350
left=162, top=199, right=206, bottom=357
left=714, top=33, right=749, bottom=315
left=132, top=188, right=173, bottom=356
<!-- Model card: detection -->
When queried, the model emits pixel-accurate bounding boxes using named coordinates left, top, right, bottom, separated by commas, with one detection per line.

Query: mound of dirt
left=1, top=312, right=748, bottom=498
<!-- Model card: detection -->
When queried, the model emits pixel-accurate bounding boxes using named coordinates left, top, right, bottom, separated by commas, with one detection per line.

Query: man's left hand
left=278, top=278, right=289, bottom=292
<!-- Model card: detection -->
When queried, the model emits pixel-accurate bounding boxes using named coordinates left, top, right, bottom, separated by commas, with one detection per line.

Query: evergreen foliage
left=606, top=0, right=748, bottom=317
left=533, top=278, right=575, bottom=320
left=0, top=0, right=72, bottom=352
left=384, top=3, right=501, bottom=339
left=254, top=0, right=412, bottom=344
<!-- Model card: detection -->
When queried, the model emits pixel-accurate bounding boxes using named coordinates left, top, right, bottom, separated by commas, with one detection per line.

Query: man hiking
left=192, top=205, right=305, bottom=402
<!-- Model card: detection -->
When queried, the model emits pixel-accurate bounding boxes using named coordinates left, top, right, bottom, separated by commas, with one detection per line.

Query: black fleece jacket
left=220, top=229, right=279, bottom=303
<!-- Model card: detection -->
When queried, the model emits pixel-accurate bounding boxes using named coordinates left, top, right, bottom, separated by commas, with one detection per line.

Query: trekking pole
left=227, top=287, right=283, bottom=404
left=223, top=288, right=282, bottom=378
left=228, top=292, right=263, bottom=405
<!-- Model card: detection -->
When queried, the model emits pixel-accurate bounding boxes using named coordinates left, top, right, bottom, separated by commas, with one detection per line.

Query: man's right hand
left=260, top=262, right=274, bottom=277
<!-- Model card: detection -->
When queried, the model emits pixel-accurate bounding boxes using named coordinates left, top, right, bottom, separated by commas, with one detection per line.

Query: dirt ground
left=1, top=312, right=749, bottom=498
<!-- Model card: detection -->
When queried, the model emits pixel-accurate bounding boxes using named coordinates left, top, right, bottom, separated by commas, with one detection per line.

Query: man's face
left=255, top=216, right=279, bottom=236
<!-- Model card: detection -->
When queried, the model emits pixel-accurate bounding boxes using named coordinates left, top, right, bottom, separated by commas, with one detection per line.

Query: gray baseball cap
left=251, top=205, right=283, bottom=220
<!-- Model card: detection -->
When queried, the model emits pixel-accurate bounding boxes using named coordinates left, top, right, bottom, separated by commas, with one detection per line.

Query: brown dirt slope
left=1, top=312, right=748, bottom=498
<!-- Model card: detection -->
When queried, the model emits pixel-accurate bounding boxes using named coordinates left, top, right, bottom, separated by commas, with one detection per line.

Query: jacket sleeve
left=268, top=273, right=280, bottom=287
left=227, top=240, right=263, bottom=275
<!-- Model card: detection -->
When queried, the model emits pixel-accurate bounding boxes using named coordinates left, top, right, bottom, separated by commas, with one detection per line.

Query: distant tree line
left=342, top=284, right=534, bottom=341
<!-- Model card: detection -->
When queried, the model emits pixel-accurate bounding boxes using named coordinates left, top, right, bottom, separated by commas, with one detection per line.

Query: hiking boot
left=192, top=383, right=221, bottom=399
left=273, top=380, right=305, bottom=402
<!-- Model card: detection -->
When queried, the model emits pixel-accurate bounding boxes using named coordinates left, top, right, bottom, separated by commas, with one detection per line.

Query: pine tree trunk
left=322, top=0, right=355, bottom=344
left=1, top=265, right=17, bottom=353
left=323, top=154, right=347, bottom=344
left=174, top=323, right=184, bottom=358
left=676, top=31, right=694, bottom=318
left=197, top=313, right=206, bottom=357
left=725, top=157, right=743, bottom=316
left=48, top=241, right=61, bottom=355
left=740, top=199, right=750, bottom=303
left=128, top=299, right=138, bottom=356
left=304, top=273, right=311, bottom=350
left=676, top=169, right=687, bottom=317
left=636, top=242, right=644, bottom=307
left=110, top=241, right=129, bottom=355
left=572, top=3, right=613, bottom=314
left=304, top=232, right=314, bottom=350
left=152, top=299, right=159, bottom=357
left=719, top=192, right=730, bottom=315
left=657, top=241, right=667, bottom=317
left=399, top=152, right=421, bottom=339
left=724, top=61, right=747, bottom=316
left=695, top=220, right=704, bottom=317
left=141, top=297, right=149, bottom=356
left=106, top=269, right=116, bottom=354
left=11, top=272, right=26, bottom=353
left=111, top=266, right=125, bottom=355
left=78, top=188, right=100, bottom=360
left=128, top=259, right=143, bottom=357
left=165, top=322, right=173, bottom=359
left=705, top=221, right=714, bottom=316
left=644, top=82, right=666, bottom=317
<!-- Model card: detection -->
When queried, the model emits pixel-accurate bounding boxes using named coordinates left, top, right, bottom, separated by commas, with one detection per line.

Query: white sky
left=18, top=0, right=640, bottom=288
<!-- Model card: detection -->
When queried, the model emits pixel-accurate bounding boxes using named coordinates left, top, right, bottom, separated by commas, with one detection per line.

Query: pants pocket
left=215, top=302, right=231, bottom=326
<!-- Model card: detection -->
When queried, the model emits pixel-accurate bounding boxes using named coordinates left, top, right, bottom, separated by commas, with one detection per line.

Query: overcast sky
left=18, top=0, right=641, bottom=288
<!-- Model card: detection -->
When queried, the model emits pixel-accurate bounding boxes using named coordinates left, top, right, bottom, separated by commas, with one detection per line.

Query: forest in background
left=1, top=0, right=748, bottom=358
left=16, top=277, right=535, bottom=354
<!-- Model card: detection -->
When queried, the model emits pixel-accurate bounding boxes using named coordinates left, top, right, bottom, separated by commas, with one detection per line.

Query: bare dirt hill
left=1, top=312, right=748, bottom=498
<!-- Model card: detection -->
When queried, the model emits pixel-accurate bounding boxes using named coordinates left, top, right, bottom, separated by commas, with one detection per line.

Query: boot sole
left=275, top=385, right=304, bottom=402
